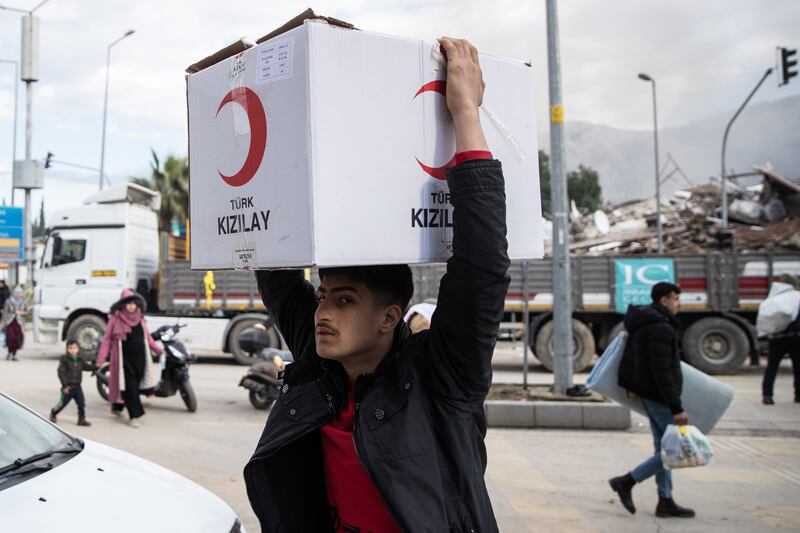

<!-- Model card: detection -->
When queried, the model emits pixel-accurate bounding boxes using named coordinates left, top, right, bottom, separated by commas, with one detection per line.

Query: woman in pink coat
left=96, top=289, right=162, bottom=428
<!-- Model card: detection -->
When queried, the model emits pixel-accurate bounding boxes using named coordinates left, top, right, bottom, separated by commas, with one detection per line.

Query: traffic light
left=44, top=151, right=54, bottom=169
left=779, top=47, right=797, bottom=86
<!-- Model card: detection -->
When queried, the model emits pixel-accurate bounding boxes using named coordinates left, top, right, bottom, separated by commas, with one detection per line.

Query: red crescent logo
left=215, top=87, right=267, bottom=187
left=413, top=81, right=456, bottom=181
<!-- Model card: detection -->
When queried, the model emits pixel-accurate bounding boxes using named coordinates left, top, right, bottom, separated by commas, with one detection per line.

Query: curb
left=485, top=400, right=631, bottom=430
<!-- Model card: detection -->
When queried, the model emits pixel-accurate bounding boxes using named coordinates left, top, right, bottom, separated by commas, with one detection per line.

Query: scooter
left=238, top=324, right=293, bottom=410
left=95, top=323, right=198, bottom=412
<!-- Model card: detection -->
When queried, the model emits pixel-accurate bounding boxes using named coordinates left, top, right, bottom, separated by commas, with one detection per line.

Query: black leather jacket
left=243, top=159, right=510, bottom=532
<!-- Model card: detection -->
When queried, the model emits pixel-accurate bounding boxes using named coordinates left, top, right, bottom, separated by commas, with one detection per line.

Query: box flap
left=255, top=8, right=356, bottom=44
left=185, top=9, right=356, bottom=74
left=186, top=39, right=252, bottom=74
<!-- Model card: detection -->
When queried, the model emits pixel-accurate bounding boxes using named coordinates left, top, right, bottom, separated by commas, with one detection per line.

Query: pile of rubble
left=559, top=164, right=800, bottom=256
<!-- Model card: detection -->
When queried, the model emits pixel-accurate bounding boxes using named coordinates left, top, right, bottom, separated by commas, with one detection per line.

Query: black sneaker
left=656, top=498, right=695, bottom=518
left=763, top=396, right=775, bottom=405
left=49, top=410, right=57, bottom=423
left=609, top=474, right=636, bottom=514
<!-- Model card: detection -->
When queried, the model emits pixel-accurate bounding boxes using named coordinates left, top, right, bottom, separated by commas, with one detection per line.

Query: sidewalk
left=492, top=342, right=800, bottom=437
left=487, top=428, right=800, bottom=533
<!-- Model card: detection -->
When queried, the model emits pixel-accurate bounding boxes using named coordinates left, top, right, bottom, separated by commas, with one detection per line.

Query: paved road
left=2, top=338, right=799, bottom=532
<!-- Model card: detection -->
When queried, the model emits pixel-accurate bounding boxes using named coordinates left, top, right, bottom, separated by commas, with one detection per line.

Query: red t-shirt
left=320, top=387, right=401, bottom=533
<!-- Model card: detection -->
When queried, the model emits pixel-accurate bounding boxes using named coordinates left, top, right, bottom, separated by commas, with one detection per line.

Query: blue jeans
left=52, top=384, right=86, bottom=418
left=630, top=398, right=673, bottom=498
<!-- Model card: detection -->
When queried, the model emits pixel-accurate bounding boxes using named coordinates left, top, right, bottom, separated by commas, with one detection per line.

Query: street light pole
left=0, top=59, right=19, bottom=285
left=99, top=29, right=135, bottom=190
left=2, top=0, right=53, bottom=284
left=0, top=59, right=19, bottom=204
left=638, top=73, right=662, bottom=253
left=721, top=68, right=773, bottom=229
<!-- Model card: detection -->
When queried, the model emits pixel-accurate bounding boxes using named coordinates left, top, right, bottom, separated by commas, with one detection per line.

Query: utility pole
left=546, top=0, right=573, bottom=394
left=3, top=0, right=53, bottom=284
left=20, top=12, right=41, bottom=283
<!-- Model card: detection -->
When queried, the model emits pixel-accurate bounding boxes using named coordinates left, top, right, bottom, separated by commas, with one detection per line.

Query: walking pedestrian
left=4, top=286, right=27, bottom=361
left=610, top=282, right=696, bottom=518
left=761, top=274, right=800, bottom=405
left=50, top=340, right=95, bottom=426
left=95, top=289, right=162, bottom=428
left=245, top=38, right=509, bottom=532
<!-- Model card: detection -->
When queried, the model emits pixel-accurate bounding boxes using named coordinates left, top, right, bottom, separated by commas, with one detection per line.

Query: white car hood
left=0, top=439, right=240, bottom=533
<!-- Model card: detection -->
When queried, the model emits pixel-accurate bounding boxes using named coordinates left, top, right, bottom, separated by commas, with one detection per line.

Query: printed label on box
left=257, top=38, right=293, bottom=84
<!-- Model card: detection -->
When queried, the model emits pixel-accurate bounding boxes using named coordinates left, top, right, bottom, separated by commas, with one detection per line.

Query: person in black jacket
left=609, top=282, right=696, bottom=519
left=244, top=37, right=510, bottom=533
left=49, top=340, right=94, bottom=426
left=0, top=280, right=9, bottom=311
left=762, top=274, right=800, bottom=405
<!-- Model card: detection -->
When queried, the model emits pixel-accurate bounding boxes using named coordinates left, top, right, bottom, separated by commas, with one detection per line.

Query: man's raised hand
left=439, top=37, right=489, bottom=153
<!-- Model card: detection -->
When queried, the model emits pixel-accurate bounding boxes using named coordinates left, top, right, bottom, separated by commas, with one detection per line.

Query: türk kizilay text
left=218, top=196, right=271, bottom=235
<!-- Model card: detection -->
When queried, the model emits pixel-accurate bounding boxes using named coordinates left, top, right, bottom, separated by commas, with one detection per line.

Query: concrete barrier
left=485, top=400, right=630, bottom=430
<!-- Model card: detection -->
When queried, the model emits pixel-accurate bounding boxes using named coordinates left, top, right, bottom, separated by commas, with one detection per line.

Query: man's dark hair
left=66, top=339, right=79, bottom=348
left=651, top=282, right=681, bottom=303
left=319, top=265, right=414, bottom=310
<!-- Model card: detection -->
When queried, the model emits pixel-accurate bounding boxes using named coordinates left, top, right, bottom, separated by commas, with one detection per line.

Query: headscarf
left=106, top=289, right=145, bottom=343
left=10, top=287, right=23, bottom=306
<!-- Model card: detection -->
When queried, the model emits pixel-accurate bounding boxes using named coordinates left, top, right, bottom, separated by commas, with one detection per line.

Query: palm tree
left=132, top=149, right=189, bottom=233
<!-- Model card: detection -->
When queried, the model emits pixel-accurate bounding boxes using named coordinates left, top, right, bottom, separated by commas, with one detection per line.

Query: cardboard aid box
left=187, top=14, right=543, bottom=269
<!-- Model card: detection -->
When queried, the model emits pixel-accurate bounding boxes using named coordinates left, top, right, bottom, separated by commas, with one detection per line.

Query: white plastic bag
left=757, top=282, right=800, bottom=337
left=661, top=425, right=714, bottom=469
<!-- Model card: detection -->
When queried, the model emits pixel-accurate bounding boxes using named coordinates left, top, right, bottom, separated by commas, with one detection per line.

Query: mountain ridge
left=541, top=95, right=800, bottom=204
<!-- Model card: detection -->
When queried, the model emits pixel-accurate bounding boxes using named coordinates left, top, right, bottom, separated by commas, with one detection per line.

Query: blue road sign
left=614, top=258, right=675, bottom=313
left=0, top=207, right=25, bottom=262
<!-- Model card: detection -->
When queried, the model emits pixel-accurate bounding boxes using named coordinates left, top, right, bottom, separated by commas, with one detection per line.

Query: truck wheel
left=66, top=315, right=107, bottom=361
left=533, top=319, right=596, bottom=373
left=229, top=318, right=280, bottom=366
left=682, top=317, right=748, bottom=375
left=599, top=322, right=626, bottom=353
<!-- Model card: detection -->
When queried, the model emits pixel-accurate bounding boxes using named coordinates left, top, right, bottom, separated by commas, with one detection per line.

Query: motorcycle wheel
left=96, top=365, right=110, bottom=401
left=249, top=389, right=274, bottom=410
left=178, top=381, right=198, bottom=413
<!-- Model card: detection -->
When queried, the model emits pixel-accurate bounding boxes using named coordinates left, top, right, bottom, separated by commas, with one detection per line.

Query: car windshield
left=0, top=394, right=75, bottom=470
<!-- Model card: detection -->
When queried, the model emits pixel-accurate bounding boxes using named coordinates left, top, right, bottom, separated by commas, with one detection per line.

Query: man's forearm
left=452, top=109, right=488, bottom=153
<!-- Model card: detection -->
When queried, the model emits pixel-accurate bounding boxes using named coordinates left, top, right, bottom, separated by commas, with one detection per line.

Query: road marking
left=713, top=437, right=800, bottom=486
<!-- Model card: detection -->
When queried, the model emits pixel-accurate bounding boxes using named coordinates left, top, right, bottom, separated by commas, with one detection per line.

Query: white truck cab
left=34, top=184, right=161, bottom=353
left=34, top=183, right=277, bottom=363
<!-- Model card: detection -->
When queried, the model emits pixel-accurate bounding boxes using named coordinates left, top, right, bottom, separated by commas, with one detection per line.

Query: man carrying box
left=244, top=37, right=509, bottom=532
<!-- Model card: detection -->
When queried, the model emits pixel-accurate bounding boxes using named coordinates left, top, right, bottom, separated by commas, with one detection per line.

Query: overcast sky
left=0, top=0, right=798, bottom=220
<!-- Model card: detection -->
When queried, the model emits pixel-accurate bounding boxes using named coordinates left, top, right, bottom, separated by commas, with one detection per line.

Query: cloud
left=0, top=0, right=797, bottom=218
